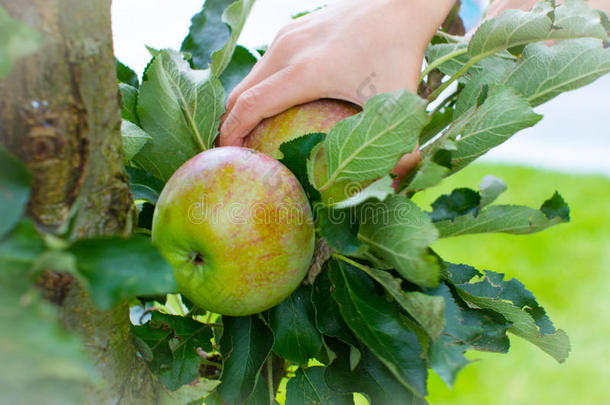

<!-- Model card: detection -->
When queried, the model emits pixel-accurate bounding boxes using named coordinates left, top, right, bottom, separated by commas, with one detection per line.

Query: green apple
left=152, top=147, right=315, bottom=316
left=244, top=99, right=370, bottom=204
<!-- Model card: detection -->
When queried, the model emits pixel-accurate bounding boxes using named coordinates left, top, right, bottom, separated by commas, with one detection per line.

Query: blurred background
left=112, top=1, right=610, bottom=403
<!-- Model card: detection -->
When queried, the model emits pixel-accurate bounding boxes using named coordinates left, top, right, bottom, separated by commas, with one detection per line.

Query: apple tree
left=1, top=0, right=609, bottom=404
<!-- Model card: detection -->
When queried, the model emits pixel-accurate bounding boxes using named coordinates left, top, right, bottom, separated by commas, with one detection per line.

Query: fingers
left=391, top=149, right=421, bottom=190
left=219, top=64, right=321, bottom=147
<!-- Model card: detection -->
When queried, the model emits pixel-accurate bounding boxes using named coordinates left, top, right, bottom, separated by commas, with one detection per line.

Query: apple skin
left=244, top=99, right=368, bottom=204
left=151, top=147, right=315, bottom=316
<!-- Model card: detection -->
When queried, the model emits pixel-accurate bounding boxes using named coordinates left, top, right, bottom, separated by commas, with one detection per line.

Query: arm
left=219, top=0, right=456, bottom=146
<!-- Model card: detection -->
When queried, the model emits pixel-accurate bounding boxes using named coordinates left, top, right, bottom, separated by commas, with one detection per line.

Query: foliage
left=2, top=1, right=609, bottom=404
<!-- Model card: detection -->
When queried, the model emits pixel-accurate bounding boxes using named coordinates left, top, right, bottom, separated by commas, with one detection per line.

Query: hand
left=219, top=0, right=455, bottom=147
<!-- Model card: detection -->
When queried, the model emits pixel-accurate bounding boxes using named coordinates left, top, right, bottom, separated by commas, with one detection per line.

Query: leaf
left=219, top=45, right=257, bottom=96
left=210, top=0, right=256, bottom=76
left=0, top=7, right=41, bottom=79
left=121, top=119, right=151, bottom=163
left=358, top=195, right=440, bottom=288
left=68, top=236, right=177, bottom=309
left=0, top=282, right=97, bottom=405
left=325, top=341, right=419, bottom=405
left=479, top=175, right=507, bottom=207
left=116, top=59, right=139, bottom=87
left=427, top=283, right=510, bottom=387
left=429, top=188, right=481, bottom=222
left=126, top=166, right=165, bottom=205
left=403, top=160, right=451, bottom=194
left=132, top=312, right=213, bottom=391
left=311, top=266, right=359, bottom=346
left=314, top=205, right=364, bottom=256
left=453, top=56, right=517, bottom=117
left=434, top=192, right=570, bottom=238
left=0, top=220, right=45, bottom=278
left=503, top=38, right=610, bottom=106
left=216, top=315, right=274, bottom=404
left=354, top=263, right=445, bottom=340
left=181, top=0, right=235, bottom=69
left=468, top=0, right=607, bottom=59
left=333, top=176, right=394, bottom=209
left=329, top=260, right=428, bottom=397
left=269, top=285, right=323, bottom=365
left=425, top=42, right=469, bottom=77
left=280, top=132, right=326, bottom=202
left=0, top=146, right=32, bottom=238
left=159, top=377, right=220, bottom=405
left=447, top=86, right=542, bottom=172
left=318, top=90, right=428, bottom=191
left=119, top=83, right=139, bottom=124
left=181, top=0, right=255, bottom=76
left=135, top=50, right=224, bottom=181
left=446, top=263, right=570, bottom=363
left=285, top=367, right=354, bottom=405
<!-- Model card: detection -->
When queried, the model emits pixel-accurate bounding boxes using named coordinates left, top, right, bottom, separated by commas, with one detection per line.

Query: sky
left=111, top=0, right=610, bottom=177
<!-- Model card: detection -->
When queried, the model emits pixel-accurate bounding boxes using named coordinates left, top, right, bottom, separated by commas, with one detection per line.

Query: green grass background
left=409, top=163, right=610, bottom=404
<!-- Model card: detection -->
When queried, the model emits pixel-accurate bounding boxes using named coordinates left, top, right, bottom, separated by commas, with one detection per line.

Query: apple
left=151, top=147, right=315, bottom=316
left=244, top=99, right=370, bottom=204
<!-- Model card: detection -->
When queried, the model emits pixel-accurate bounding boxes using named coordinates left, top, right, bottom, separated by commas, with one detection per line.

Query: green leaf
left=317, top=90, right=428, bottom=191
left=285, top=367, right=354, bottom=405
left=358, top=195, right=440, bottom=288
left=181, top=0, right=255, bottom=76
left=135, top=50, right=224, bottom=181
left=479, top=175, right=507, bottom=207
left=469, top=0, right=607, bottom=59
left=159, top=377, right=220, bottom=405
left=446, top=263, right=570, bottom=363
left=0, top=282, right=97, bottom=405
left=126, top=166, right=165, bottom=205
left=325, top=341, right=419, bottom=405
left=425, top=42, right=469, bottom=78
left=0, top=147, right=32, bottom=238
left=219, top=45, right=258, bottom=96
left=311, top=266, right=359, bottom=346
left=403, top=160, right=451, bottom=194
left=210, top=0, right=256, bottom=76
left=329, top=260, right=428, bottom=397
left=314, top=205, right=364, bottom=256
left=427, top=283, right=510, bottom=387
left=429, top=188, right=481, bottom=222
left=216, top=315, right=274, bottom=404
left=269, top=285, right=323, bottom=365
left=181, top=0, right=235, bottom=69
left=434, top=192, right=570, bottom=238
left=280, top=132, right=326, bottom=202
left=132, top=312, right=213, bottom=391
left=352, top=262, right=445, bottom=340
left=454, top=56, right=517, bottom=117
left=540, top=191, right=570, bottom=221
left=447, top=86, right=542, bottom=172
left=504, top=38, right=610, bottom=106
left=119, top=83, right=139, bottom=124
left=333, top=176, right=394, bottom=209
left=116, top=59, right=139, bottom=88
left=0, top=220, right=44, bottom=278
left=68, top=236, right=177, bottom=309
left=0, top=7, right=41, bottom=79
left=121, top=119, right=151, bottom=163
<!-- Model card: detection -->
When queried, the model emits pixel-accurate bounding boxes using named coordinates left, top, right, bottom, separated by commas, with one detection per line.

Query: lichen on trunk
left=0, top=0, right=159, bottom=403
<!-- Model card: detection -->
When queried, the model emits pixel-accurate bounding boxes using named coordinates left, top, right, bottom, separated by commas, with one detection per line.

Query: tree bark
left=0, top=1, right=158, bottom=403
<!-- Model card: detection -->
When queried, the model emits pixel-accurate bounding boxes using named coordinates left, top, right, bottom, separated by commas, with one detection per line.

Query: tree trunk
left=0, top=1, right=159, bottom=403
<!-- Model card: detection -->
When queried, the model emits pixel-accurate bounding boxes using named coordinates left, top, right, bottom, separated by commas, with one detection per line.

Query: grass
left=410, top=163, right=610, bottom=404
